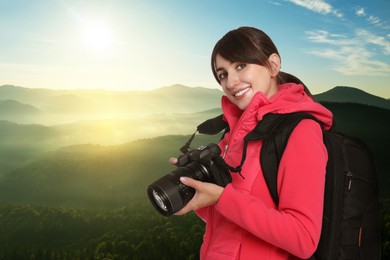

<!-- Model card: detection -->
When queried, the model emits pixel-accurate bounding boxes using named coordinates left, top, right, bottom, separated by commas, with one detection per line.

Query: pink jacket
left=196, top=83, right=333, bottom=259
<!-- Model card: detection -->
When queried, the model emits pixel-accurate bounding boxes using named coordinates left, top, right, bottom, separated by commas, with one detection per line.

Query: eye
left=236, top=63, right=246, bottom=70
left=217, top=71, right=228, bottom=81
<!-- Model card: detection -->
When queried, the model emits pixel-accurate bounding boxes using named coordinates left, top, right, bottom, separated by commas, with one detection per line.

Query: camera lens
left=152, top=190, right=168, bottom=212
left=147, top=161, right=209, bottom=216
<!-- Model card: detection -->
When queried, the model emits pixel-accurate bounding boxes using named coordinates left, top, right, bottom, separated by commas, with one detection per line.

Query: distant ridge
left=314, top=86, right=390, bottom=110
left=0, top=84, right=223, bottom=124
left=0, top=84, right=389, bottom=126
left=0, top=99, right=41, bottom=114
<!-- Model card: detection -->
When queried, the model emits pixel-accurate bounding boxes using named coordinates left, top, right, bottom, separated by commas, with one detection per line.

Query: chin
left=228, top=96, right=250, bottom=110
left=236, top=102, right=249, bottom=110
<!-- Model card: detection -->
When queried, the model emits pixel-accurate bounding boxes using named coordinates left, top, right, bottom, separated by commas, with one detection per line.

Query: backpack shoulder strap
left=254, top=112, right=321, bottom=206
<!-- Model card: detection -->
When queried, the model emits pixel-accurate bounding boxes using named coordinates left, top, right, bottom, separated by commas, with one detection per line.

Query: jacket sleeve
left=195, top=207, right=209, bottom=222
left=214, top=119, right=327, bottom=259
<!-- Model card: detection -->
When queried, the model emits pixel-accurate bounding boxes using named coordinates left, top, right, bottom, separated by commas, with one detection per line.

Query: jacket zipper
left=221, top=104, right=252, bottom=162
left=222, top=144, right=229, bottom=159
left=346, top=171, right=353, bottom=191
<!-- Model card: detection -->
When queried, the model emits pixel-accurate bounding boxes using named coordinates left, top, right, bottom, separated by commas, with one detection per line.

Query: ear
left=268, top=53, right=281, bottom=77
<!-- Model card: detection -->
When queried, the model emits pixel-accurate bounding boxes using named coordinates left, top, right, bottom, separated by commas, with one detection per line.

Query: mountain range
left=0, top=84, right=223, bottom=124
left=0, top=84, right=389, bottom=125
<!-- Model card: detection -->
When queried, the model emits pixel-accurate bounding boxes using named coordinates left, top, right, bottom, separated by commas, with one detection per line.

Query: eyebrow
left=215, top=60, right=238, bottom=72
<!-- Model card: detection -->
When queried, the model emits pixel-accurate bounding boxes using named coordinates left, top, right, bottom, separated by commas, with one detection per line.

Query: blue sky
left=0, top=0, right=389, bottom=98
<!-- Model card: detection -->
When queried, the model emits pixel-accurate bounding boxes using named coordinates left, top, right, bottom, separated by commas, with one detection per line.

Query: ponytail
left=277, top=71, right=313, bottom=98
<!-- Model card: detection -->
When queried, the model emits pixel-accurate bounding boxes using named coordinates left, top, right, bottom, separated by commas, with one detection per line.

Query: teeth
left=234, top=87, right=250, bottom=97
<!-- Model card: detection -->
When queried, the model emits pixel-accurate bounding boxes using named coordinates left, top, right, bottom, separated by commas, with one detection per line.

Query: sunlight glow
left=82, top=21, right=114, bottom=53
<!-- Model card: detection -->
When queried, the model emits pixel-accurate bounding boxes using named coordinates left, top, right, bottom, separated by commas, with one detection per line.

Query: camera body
left=147, top=143, right=232, bottom=216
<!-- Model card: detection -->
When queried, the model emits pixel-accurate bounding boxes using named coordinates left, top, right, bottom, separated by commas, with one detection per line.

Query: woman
left=171, top=26, right=333, bottom=259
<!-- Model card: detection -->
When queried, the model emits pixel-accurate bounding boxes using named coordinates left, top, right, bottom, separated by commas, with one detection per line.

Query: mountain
left=314, top=86, right=390, bottom=110
left=0, top=99, right=41, bottom=114
left=0, top=120, right=59, bottom=174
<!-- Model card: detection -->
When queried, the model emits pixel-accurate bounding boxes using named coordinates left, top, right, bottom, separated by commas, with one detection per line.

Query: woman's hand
left=168, top=157, right=224, bottom=215
left=174, top=177, right=224, bottom=215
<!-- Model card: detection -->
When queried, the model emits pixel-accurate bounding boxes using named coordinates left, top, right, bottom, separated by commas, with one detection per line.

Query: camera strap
left=180, top=114, right=228, bottom=154
left=180, top=130, right=197, bottom=154
left=180, top=115, right=246, bottom=178
left=197, top=114, right=228, bottom=135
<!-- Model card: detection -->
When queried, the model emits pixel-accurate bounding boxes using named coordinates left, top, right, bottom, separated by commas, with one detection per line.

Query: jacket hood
left=221, top=83, right=333, bottom=130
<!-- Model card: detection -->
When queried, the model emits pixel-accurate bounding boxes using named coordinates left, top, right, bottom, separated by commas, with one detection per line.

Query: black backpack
left=197, top=112, right=382, bottom=260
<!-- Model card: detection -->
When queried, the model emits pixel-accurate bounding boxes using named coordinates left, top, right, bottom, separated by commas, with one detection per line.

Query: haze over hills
left=0, top=107, right=222, bottom=175
left=0, top=84, right=223, bottom=124
left=1, top=84, right=389, bottom=125
left=0, top=99, right=41, bottom=115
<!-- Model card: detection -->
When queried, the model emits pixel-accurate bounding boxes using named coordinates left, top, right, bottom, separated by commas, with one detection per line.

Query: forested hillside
left=0, top=204, right=204, bottom=260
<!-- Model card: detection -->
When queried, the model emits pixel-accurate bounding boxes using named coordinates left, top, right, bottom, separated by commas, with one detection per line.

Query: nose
left=226, top=71, right=239, bottom=89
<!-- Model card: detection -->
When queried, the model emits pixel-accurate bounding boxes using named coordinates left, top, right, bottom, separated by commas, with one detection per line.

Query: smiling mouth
left=234, top=87, right=251, bottom=97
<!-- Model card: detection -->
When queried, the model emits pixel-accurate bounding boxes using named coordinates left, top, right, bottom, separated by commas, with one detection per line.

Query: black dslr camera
left=147, top=143, right=232, bottom=217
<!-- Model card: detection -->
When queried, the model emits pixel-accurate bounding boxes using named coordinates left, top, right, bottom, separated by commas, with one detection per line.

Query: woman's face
left=215, top=53, right=279, bottom=110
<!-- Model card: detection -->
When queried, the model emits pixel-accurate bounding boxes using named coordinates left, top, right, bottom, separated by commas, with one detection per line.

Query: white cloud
left=354, top=6, right=388, bottom=29
left=355, top=7, right=366, bottom=17
left=308, top=48, right=341, bottom=60
left=287, top=0, right=342, bottom=17
left=367, top=16, right=381, bottom=25
left=269, top=0, right=282, bottom=6
left=336, top=46, right=389, bottom=75
left=356, top=29, right=390, bottom=55
left=306, top=30, right=390, bottom=76
left=306, top=30, right=357, bottom=46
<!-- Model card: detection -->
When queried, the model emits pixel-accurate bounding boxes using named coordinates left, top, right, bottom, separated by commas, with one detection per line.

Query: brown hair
left=211, top=26, right=312, bottom=97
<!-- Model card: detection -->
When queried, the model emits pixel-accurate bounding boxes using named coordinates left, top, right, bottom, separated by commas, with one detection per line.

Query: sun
left=82, top=21, right=114, bottom=53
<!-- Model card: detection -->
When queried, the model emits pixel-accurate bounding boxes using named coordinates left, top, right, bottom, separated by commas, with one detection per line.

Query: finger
left=174, top=193, right=201, bottom=215
left=180, top=177, right=202, bottom=189
left=168, top=157, right=178, bottom=165
left=174, top=203, right=193, bottom=215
